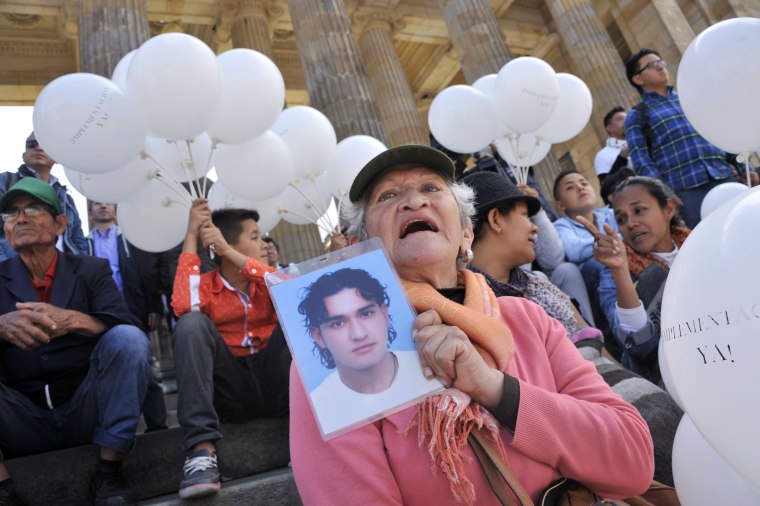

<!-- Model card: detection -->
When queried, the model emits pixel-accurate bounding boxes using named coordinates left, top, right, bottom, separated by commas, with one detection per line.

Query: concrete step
left=139, top=467, right=301, bottom=506
left=5, top=417, right=290, bottom=505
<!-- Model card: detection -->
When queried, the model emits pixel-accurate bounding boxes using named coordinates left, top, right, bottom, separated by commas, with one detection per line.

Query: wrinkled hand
left=15, top=302, right=74, bottom=338
left=187, top=198, right=212, bottom=236
left=413, top=310, right=502, bottom=406
left=575, top=216, right=629, bottom=271
left=0, top=309, right=56, bottom=351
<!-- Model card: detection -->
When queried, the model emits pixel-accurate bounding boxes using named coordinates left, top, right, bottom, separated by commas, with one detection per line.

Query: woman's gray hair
left=342, top=178, right=477, bottom=242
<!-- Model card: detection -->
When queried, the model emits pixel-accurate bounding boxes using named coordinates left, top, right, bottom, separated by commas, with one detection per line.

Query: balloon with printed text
left=33, top=73, right=146, bottom=174
left=660, top=186, right=760, bottom=488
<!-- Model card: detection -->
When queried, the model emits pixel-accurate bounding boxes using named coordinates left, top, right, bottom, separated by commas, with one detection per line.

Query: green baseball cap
left=0, top=177, right=60, bottom=214
left=348, top=144, right=457, bottom=202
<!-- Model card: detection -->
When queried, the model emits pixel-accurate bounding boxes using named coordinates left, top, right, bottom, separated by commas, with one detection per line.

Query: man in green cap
left=0, top=132, right=87, bottom=262
left=0, top=178, right=153, bottom=505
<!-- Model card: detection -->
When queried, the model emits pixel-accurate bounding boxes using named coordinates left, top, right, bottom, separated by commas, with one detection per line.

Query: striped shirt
left=625, top=86, right=734, bottom=191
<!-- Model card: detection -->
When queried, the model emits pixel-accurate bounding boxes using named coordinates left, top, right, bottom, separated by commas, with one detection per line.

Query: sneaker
left=91, top=469, right=132, bottom=506
left=179, top=449, right=221, bottom=499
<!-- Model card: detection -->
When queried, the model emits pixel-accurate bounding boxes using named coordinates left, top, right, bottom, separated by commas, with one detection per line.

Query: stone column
left=544, top=0, right=639, bottom=141
left=354, top=8, right=428, bottom=146
left=726, top=0, right=760, bottom=18
left=439, top=0, right=562, bottom=206
left=286, top=0, right=389, bottom=144
left=231, top=0, right=282, bottom=58
left=78, top=0, right=150, bottom=76
left=439, top=0, right=511, bottom=84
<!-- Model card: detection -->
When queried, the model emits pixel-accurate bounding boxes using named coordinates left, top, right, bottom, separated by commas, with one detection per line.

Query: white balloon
left=145, top=135, right=214, bottom=183
left=206, top=180, right=281, bottom=235
left=206, top=49, right=286, bottom=145
left=533, top=73, right=593, bottom=144
left=280, top=174, right=333, bottom=226
left=63, top=156, right=155, bottom=203
left=428, top=85, right=498, bottom=153
left=326, top=135, right=387, bottom=200
left=657, top=334, right=684, bottom=410
left=493, top=57, right=559, bottom=134
left=673, top=415, right=760, bottom=505
left=660, top=185, right=760, bottom=488
left=678, top=17, right=760, bottom=155
left=271, top=106, right=337, bottom=178
left=111, top=50, right=136, bottom=92
left=117, top=180, right=189, bottom=252
left=213, top=131, right=293, bottom=201
left=494, top=133, right=551, bottom=167
left=127, top=33, right=222, bottom=140
left=32, top=73, right=146, bottom=174
left=472, top=74, right=508, bottom=139
left=700, top=182, right=749, bottom=219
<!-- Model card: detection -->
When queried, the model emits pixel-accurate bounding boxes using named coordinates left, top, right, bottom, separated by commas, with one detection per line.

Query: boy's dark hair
left=603, top=106, right=626, bottom=128
left=210, top=208, right=260, bottom=266
left=298, top=268, right=396, bottom=369
left=552, top=169, right=581, bottom=202
left=625, top=49, right=661, bottom=93
left=612, top=176, right=685, bottom=229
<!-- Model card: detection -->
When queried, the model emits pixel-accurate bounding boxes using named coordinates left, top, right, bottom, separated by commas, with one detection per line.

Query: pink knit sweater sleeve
left=502, top=297, right=655, bottom=499
left=289, top=365, right=405, bottom=506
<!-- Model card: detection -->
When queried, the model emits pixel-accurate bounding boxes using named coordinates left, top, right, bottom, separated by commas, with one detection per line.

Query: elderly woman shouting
left=289, top=145, right=655, bottom=505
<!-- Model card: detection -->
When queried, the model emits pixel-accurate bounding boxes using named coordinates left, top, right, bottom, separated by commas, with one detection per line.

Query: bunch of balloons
left=31, top=33, right=386, bottom=252
left=427, top=57, right=592, bottom=184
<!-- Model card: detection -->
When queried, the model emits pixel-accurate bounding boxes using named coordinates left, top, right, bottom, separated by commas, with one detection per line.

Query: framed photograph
left=266, top=237, right=444, bottom=439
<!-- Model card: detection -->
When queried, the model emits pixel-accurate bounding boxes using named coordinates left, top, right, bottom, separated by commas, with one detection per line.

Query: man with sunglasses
left=624, top=48, right=737, bottom=229
left=0, top=178, right=153, bottom=504
left=0, top=133, right=87, bottom=262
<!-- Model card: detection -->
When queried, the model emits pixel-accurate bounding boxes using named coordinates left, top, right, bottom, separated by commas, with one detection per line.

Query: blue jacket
left=0, top=166, right=88, bottom=261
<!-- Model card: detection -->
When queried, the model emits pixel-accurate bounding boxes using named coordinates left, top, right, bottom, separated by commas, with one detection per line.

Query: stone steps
left=5, top=417, right=293, bottom=505
left=139, top=467, right=301, bottom=506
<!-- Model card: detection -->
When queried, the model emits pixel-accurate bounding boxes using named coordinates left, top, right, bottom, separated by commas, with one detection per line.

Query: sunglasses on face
left=25, top=139, right=40, bottom=149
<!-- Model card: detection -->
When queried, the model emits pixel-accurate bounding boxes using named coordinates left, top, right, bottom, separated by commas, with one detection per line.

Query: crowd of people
left=0, top=45, right=757, bottom=506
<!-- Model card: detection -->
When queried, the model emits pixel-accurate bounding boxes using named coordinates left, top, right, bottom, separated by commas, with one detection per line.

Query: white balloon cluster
left=31, top=33, right=386, bottom=252
left=428, top=57, right=592, bottom=184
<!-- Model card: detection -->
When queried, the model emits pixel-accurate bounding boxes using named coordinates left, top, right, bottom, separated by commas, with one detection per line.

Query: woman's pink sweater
left=290, top=296, right=654, bottom=505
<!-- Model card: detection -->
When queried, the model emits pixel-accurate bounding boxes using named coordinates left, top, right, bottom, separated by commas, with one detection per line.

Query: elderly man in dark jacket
left=0, top=178, right=152, bottom=505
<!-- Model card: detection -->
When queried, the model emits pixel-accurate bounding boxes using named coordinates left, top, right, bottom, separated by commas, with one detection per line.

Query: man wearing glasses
left=624, top=48, right=738, bottom=229
left=0, top=132, right=87, bottom=262
left=0, top=178, right=153, bottom=505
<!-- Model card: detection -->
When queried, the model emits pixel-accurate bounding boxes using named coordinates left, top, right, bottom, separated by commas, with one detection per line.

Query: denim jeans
left=0, top=325, right=151, bottom=461
left=677, top=177, right=736, bottom=229
left=173, top=313, right=291, bottom=452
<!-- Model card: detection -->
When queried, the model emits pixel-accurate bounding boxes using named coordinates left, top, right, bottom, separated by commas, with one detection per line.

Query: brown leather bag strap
left=469, top=427, right=535, bottom=506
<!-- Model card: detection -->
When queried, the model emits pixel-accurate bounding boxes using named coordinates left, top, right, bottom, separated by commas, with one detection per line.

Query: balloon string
left=152, top=175, right=194, bottom=207
left=279, top=208, right=332, bottom=234
left=141, top=150, right=193, bottom=205
left=184, top=139, right=204, bottom=197
left=175, top=140, right=203, bottom=199
left=744, top=157, right=751, bottom=188
left=311, top=178, right=336, bottom=231
left=288, top=179, right=329, bottom=223
left=202, top=141, right=218, bottom=197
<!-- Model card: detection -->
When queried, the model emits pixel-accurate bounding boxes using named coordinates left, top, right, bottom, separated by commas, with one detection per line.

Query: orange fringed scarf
left=402, top=270, right=515, bottom=504
left=626, top=227, right=690, bottom=277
